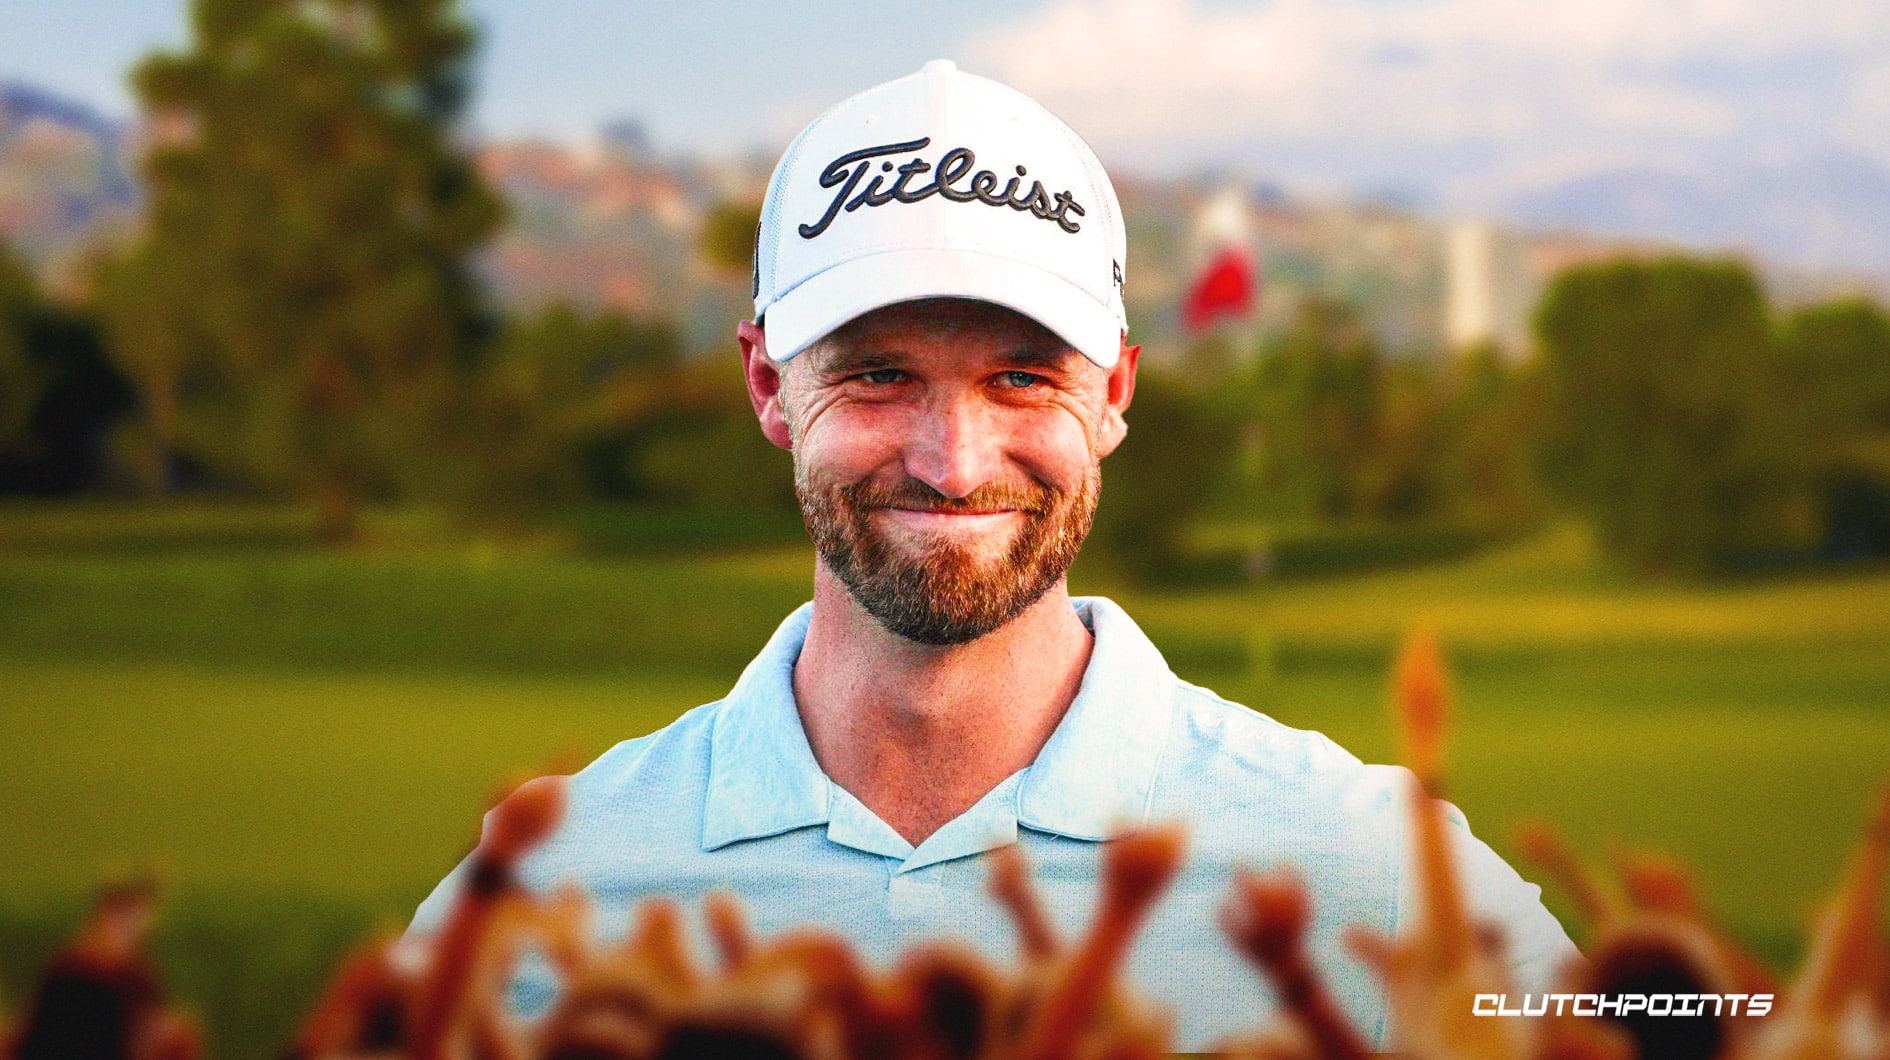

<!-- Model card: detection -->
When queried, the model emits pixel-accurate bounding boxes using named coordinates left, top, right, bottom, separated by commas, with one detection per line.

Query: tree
left=95, top=243, right=195, bottom=491
left=1433, top=342, right=1544, bottom=526
left=1534, top=257, right=1807, bottom=573
left=1245, top=297, right=1419, bottom=522
left=1777, top=299, right=1890, bottom=558
left=697, top=198, right=762, bottom=280
left=99, top=0, right=504, bottom=538
left=1086, top=368, right=1239, bottom=582
left=0, top=242, right=135, bottom=496
left=455, top=305, right=682, bottom=509
left=0, top=242, right=41, bottom=462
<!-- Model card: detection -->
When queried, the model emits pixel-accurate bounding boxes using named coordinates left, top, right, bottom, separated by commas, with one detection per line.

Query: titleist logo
left=798, top=137, right=1086, bottom=239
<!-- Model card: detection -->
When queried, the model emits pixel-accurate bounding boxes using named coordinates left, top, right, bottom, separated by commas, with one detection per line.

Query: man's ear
left=1094, top=340, right=1140, bottom=458
left=738, top=320, right=794, bottom=451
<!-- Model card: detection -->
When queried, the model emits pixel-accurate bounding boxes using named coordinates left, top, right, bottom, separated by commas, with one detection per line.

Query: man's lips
left=872, top=507, right=1028, bottom=532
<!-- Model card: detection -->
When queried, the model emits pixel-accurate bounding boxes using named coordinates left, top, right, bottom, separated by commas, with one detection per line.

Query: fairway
left=3, top=504, right=1888, bottom=1056
left=0, top=663, right=723, bottom=901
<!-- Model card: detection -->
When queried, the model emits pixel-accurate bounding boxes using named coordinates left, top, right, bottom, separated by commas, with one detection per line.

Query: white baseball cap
left=753, top=59, right=1129, bottom=369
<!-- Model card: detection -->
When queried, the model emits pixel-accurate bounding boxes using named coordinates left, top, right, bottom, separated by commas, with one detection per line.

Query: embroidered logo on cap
left=797, top=137, right=1087, bottom=240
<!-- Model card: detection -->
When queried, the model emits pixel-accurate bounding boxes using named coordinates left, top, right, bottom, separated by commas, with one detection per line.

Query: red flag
left=1180, top=245, right=1258, bottom=333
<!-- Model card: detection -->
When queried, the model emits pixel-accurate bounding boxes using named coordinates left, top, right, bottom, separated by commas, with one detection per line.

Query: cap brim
left=762, top=247, right=1122, bottom=369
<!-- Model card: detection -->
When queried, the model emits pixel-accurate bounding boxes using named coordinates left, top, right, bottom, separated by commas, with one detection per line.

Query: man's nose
left=903, top=393, right=1003, bottom=501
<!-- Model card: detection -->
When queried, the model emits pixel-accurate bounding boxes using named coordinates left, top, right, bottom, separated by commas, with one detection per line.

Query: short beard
left=796, top=467, right=1099, bottom=646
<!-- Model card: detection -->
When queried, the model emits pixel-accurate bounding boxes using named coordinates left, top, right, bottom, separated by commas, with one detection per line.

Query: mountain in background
left=0, top=82, right=140, bottom=291
left=1509, top=147, right=1890, bottom=281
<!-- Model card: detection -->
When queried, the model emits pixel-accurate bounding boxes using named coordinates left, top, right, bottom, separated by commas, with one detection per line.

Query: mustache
left=837, top=478, right=1059, bottom=515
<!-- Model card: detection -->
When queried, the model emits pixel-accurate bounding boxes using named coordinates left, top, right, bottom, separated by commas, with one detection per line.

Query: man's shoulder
left=1150, top=675, right=1410, bottom=851
left=551, top=695, right=733, bottom=820
left=570, top=699, right=722, bottom=790
left=1163, top=676, right=1395, bottom=793
left=527, top=699, right=732, bottom=865
left=408, top=698, right=736, bottom=937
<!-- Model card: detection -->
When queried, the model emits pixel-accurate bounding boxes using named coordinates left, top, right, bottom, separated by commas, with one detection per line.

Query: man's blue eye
left=1001, top=371, right=1041, bottom=388
left=862, top=368, right=903, bottom=384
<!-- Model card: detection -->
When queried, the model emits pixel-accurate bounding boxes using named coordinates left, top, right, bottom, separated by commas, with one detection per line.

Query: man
left=411, top=59, right=1576, bottom=1048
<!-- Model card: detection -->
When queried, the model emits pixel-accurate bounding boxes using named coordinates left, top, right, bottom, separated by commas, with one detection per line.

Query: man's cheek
left=806, top=408, right=911, bottom=470
left=1021, top=429, right=1100, bottom=492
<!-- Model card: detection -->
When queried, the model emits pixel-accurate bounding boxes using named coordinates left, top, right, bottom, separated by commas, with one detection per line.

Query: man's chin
left=834, top=549, right=1053, bottom=646
left=852, top=580, right=1043, bottom=646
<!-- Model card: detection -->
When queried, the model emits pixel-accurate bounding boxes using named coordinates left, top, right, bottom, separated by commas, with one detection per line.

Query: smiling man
left=410, top=60, right=1576, bottom=1048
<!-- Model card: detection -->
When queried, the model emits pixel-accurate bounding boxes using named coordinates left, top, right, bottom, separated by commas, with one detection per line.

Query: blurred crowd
left=4, top=636, right=1885, bottom=1060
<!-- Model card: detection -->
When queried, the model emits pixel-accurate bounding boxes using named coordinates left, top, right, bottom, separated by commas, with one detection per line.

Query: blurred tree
left=1246, top=296, right=1395, bottom=521
left=1223, top=300, right=1541, bottom=541
left=1777, top=298, right=1890, bottom=559
left=612, top=355, right=797, bottom=514
left=0, top=242, right=136, bottom=495
left=698, top=198, right=762, bottom=280
left=98, top=0, right=504, bottom=539
left=95, top=244, right=196, bottom=492
left=451, top=304, right=798, bottom=522
left=1087, top=368, right=1239, bottom=582
left=0, top=242, right=41, bottom=462
left=1434, top=342, right=1544, bottom=526
left=1535, top=257, right=1807, bottom=573
left=455, top=305, right=682, bottom=509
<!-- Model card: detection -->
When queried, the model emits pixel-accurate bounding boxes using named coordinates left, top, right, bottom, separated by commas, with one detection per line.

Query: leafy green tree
left=1, top=243, right=137, bottom=494
left=1778, top=298, right=1890, bottom=442
left=1087, top=368, right=1239, bottom=582
left=95, top=244, right=196, bottom=490
left=1434, top=342, right=1544, bottom=526
left=455, top=305, right=681, bottom=508
left=609, top=355, right=798, bottom=515
left=1534, top=257, right=1807, bottom=573
left=1777, top=298, right=1890, bottom=556
left=1246, top=297, right=1400, bottom=521
left=99, top=0, right=503, bottom=538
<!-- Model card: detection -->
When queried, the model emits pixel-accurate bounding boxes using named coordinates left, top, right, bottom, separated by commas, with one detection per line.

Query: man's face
left=761, top=299, right=1129, bottom=645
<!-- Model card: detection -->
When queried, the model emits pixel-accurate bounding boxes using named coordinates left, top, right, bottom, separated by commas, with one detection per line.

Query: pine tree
left=101, top=0, right=503, bottom=538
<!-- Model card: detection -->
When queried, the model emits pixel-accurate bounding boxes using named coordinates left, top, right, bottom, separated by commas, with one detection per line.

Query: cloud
left=961, top=0, right=1890, bottom=204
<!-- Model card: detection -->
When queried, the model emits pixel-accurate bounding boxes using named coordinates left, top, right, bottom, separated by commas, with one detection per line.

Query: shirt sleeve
left=1402, top=800, right=1582, bottom=996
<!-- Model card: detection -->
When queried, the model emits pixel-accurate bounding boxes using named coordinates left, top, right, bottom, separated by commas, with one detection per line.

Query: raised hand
left=1218, top=867, right=1372, bottom=1059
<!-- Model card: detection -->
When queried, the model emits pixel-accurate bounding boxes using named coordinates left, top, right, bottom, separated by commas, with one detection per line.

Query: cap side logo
left=797, top=137, right=1086, bottom=240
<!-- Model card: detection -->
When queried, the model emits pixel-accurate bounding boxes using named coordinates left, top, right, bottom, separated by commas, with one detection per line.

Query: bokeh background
left=3, top=1, right=1889, bottom=1055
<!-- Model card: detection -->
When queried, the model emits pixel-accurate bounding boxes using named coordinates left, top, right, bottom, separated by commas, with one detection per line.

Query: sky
left=4, top=0, right=1889, bottom=269
left=0, top=0, right=1042, bottom=150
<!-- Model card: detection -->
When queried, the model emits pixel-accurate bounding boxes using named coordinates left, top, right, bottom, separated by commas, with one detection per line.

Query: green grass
left=0, top=663, right=721, bottom=901
left=2, top=501, right=1888, bottom=1056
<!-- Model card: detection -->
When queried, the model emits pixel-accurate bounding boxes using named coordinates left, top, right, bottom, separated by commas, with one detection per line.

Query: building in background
left=1444, top=219, right=1533, bottom=356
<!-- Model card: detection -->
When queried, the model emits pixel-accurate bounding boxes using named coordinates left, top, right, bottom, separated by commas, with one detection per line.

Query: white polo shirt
left=410, top=596, right=1576, bottom=1049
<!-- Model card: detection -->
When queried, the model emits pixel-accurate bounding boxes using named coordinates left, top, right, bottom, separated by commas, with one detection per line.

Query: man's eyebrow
left=811, top=346, right=900, bottom=375
left=996, top=343, right=1082, bottom=370
left=809, top=339, right=1079, bottom=373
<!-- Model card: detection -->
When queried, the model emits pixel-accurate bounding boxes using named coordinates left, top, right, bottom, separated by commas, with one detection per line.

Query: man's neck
left=792, top=563, right=1094, bottom=847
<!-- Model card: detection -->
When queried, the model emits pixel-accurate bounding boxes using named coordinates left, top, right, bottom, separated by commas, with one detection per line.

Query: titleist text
left=798, top=137, right=1086, bottom=240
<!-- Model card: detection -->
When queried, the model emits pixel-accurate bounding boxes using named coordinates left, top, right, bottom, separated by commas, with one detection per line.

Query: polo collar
left=701, top=597, right=1175, bottom=855
left=1014, top=597, right=1175, bottom=840
left=701, top=604, right=830, bottom=852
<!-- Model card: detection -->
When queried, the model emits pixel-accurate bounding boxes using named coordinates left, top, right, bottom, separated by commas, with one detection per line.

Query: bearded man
left=409, top=60, right=1576, bottom=1049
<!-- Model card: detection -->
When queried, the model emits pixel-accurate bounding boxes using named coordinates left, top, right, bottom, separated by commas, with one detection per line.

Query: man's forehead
left=809, top=298, right=1077, bottom=367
